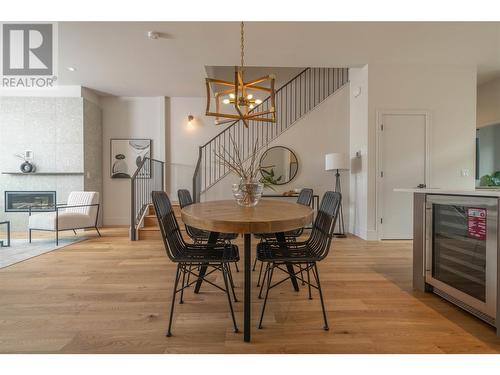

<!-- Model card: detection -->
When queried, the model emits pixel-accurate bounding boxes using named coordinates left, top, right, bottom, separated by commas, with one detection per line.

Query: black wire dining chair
left=152, top=191, right=240, bottom=336
left=253, top=188, right=314, bottom=286
left=256, top=191, right=341, bottom=331
left=177, top=189, right=240, bottom=274
left=177, top=189, right=239, bottom=245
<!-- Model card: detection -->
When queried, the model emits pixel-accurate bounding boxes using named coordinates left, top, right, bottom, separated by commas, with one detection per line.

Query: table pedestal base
left=244, top=233, right=251, bottom=342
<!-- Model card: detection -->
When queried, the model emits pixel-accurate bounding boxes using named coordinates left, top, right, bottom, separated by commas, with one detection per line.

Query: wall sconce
left=187, top=115, right=195, bottom=131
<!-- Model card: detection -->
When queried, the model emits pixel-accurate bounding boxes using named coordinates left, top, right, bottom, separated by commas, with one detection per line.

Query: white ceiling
left=57, top=22, right=500, bottom=97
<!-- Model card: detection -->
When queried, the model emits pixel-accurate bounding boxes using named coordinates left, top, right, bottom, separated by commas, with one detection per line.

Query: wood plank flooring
left=0, top=227, right=499, bottom=353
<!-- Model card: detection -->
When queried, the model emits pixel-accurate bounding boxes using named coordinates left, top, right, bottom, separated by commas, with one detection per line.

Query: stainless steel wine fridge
left=425, top=195, right=498, bottom=325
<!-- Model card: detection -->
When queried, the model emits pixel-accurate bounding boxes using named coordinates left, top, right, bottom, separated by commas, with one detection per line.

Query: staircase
left=130, top=157, right=165, bottom=240
left=192, top=67, right=349, bottom=201
left=137, top=204, right=159, bottom=240
left=136, top=202, right=184, bottom=240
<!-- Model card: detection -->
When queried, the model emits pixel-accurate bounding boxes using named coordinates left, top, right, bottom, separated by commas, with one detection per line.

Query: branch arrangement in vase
left=214, top=135, right=273, bottom=206
left=214, top=134, right=263, bottom=183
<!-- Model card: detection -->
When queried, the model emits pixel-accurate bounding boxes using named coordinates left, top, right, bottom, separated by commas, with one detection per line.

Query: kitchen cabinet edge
left=413, top=193, right=426, bottom=292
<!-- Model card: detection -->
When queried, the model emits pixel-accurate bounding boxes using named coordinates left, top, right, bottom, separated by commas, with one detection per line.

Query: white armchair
left=28, top=191, right=101, bottom=245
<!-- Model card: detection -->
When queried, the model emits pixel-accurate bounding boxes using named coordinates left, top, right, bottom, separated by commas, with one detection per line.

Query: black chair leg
left=312, top=263, right=329, bottom=331
left=29, top=229, right=32, bottom=243
left=73, top=229, right=77, bottom=235
left=186, top=264, right=192, bottom=288
left=234, top=262, right=239, bottom=272
left=258, top=263, right=274, bottom=329
left=299, top=265, right=305, bottom=286
left=252, top=256, right=258, bottom=271
left=227, top=263, right=235, bottom=288
left=222, top=263, right=239, bottom=333
left=167, top=264, right=182, bottom=337
left=95, top=227, right=102, bottom=237
left=258, top=263, right=270, bottom=299
left=179, top=265, right=187, bottom=304
left=56, top=231, right=59, bottom=246
left=307, top=263, right=312, bottom=300
left=291, top=239, right=305, bottom=286
left=256, top=261, right=264, bottom=287
left=227, top=263, right=238, bottom=302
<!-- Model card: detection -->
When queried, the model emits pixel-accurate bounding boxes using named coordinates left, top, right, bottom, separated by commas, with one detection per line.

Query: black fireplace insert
left=4, top=191, right=56, bottom=212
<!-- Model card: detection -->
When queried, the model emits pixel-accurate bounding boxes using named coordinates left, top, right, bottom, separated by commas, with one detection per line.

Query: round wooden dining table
left=181, top=199, right=313, bottom=342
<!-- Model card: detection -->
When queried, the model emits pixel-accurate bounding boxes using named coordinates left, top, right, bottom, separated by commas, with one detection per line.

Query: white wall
left=101, top=96, right=166, bottom=225
left=477, top=77, right=500, bottom=128
left=202, top=86, right=351, bottom=227
left=167, top=97, right=229, bottom=198
left=348, top=66, right=369, bottom=239
left=365, top=64, right=477, bottom=239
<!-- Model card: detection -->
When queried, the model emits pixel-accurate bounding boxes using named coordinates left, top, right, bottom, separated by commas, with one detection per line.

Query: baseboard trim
left=103, top=217, right=129, bottom=226
left=366, top=229, right=379, bottom=241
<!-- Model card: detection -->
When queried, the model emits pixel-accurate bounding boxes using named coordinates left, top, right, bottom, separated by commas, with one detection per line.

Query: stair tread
left=139, top=226, right=186, bottom=231
left=145, top=215, right=181, bottom=222
left=147, top=203, right=179, bottom=206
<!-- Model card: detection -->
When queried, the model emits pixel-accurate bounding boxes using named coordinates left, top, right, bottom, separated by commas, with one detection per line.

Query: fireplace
left=4, top=191, right=56, bottom=212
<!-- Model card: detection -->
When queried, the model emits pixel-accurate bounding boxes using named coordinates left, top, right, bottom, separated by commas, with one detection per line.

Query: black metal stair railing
left=130, top=157, right=164, bottom=240
left=192, top=67, right=349, bottom=202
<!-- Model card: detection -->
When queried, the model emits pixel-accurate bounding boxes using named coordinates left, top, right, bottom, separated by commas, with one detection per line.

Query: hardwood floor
left=0, top=227, right=499, bottom=353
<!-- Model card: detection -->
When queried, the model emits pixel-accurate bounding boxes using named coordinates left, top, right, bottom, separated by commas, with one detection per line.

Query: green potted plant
left=480, top=171, right=500, bottom=187
left=259, top=168, right=280, bottom=190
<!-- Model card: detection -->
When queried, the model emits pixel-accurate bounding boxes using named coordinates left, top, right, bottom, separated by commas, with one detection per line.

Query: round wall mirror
left=259, top=146, right=298, bottom=185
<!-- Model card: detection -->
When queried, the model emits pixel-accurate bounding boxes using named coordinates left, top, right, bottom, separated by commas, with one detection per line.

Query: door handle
left=417, top=183, right=426, bottom=188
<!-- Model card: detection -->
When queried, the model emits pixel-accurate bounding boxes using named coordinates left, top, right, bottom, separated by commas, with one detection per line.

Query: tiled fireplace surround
left=0, top=97, right=102, bottom=231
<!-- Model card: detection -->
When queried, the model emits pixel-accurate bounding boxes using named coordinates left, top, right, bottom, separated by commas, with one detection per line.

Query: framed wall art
left=110, top=138, right=152, bottom=179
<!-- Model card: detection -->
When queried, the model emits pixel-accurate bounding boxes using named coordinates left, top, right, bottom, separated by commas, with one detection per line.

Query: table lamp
left=325, top=153, right=349, bottom=237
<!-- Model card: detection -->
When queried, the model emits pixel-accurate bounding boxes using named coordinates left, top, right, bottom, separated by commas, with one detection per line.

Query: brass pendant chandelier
left=205, top=22, right=276, bottom=127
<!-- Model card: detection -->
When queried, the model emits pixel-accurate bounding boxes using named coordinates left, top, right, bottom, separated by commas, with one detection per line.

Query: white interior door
left=378, top=113, right=427, bottom=239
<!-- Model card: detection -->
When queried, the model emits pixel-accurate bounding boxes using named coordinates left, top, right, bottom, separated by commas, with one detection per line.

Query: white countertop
left=394, top=188, right=500, bottom=197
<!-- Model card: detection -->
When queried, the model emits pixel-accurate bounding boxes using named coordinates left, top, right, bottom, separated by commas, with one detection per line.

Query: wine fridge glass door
left=425, top=195, right=497, bottom=319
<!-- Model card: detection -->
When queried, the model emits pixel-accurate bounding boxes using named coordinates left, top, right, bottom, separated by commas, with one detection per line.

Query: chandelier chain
left=240, top=21, right=244, bottom=71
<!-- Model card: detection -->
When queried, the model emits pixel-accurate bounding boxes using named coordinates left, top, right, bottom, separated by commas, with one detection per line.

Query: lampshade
left=325, top=153, right=349, bottom=171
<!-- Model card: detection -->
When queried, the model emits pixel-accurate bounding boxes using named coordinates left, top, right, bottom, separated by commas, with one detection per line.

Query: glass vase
left=232, top=179, right=264, bottom=207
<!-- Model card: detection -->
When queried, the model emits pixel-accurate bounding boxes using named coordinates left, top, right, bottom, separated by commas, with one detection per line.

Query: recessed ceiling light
left=67, top=67, right=77, bottom=72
